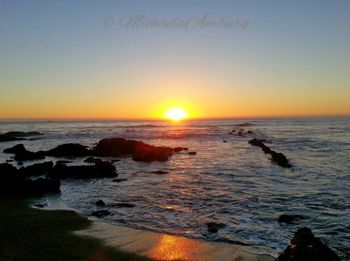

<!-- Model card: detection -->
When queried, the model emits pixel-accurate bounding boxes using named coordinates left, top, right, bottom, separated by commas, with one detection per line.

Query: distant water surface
left=0, top=118, right=349, bottom=259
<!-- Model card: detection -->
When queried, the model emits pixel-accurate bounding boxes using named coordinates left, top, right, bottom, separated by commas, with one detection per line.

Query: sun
left=165, top=107, right=188, bottom=121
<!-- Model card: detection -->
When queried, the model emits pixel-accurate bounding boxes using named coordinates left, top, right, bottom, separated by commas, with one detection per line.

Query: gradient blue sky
left=0, top=0, right=349, bottom=119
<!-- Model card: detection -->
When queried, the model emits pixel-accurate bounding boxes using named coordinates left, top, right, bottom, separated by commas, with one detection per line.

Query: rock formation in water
left=278, top=227, right=340, bottom=261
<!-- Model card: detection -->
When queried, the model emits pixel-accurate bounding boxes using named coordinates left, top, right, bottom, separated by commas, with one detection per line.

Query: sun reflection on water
left=149, top=234, right=202, bottom=260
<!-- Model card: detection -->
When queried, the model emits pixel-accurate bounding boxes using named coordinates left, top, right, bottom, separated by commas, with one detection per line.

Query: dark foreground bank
left=0, top=198, right=151, bottom=261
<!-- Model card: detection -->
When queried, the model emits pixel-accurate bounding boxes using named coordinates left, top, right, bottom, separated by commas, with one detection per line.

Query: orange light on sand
left=165, top=107, right=188, bottom=121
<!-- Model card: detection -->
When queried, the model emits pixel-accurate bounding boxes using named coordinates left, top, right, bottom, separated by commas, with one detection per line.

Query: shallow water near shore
left=1, top=117, right=349, bottom=259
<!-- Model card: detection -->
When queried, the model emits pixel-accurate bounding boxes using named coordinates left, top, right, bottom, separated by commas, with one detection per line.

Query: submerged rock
left=49, top=161, right=117, bottom=179
left=45, top=143, right=91, bottom=157
left=110, top=202, right=136, bottom=208
left=207, top=222, right=225, bottom=233
left=112, top=178, right=127, bottom=183
left=188, top=151, right=197, bottom=155
left=278, top=214, right=305, bottom=224
left=91, top=210, right=111, bottom=217
left=149, top=170, right=169, bottom=175
left=249, top=138, right=292, bottom=168
left=174, top=147, right=188, bottom=152
left=278, top=227, right=340, bottom=261
left=0, top=131, right=42, bottom=142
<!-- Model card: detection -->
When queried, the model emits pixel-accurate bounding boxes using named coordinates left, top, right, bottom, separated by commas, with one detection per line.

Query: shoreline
left=76, top=217, right=275, bottom=261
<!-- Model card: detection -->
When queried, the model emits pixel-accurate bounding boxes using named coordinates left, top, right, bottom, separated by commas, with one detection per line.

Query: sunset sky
left=0, top=0, right=349, bottom=119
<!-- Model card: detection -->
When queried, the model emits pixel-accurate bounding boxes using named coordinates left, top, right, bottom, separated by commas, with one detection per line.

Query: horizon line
left=0, top=114, right=349, bottom=122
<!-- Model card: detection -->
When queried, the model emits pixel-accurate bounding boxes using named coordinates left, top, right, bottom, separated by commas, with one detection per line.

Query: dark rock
left=278, top=227, right=340, bottom=261
left=112, top=178, right=127, bottom=183
left=4, top=144, right=46, bottom=161
left=223, top=140, right=228, bottom=143
left=247, top=130, right=253, bottom=134
left=33, top=203, right=47, bottom=208
left=3, top=144, right=27, bottom=154
left=45, top=143, right=91, bottom=157
left=92, top=138, right=138, bottom=157
left=132, top=144, right=173, bottom=162
left=93, top=138, right=173, bottom=162
left=207, top=222, right=225, bottom=233
left=96, top=200, right=106, bottom=207
left=49, top=161, right=117, bottom=179
left=84, top=157, right=103, bottom=164
left=0, top=163, right=60, bottom=196
left=249, top=139, right=292, bottom=168
left=110, top=202, right=135, bottom=208
left=19, top=161, right=53, bottom=177
left=278, top=214, right=305, bottom=224
left=174, top=147, right=188, bottom=152
left=91, top=210, right=111, bottom=217
left=270, top=151, right=292, bottom=168
left=188, top=151, right=197, bottom=155
left=17, top=161, right=23, bottom=166
left=149, top=170, right=169, bottom=174
left=0, top=131, right=42, bottom=142
left=237, top=131, right=245, bottom=137
left=3, top=131, right=42, bottom=137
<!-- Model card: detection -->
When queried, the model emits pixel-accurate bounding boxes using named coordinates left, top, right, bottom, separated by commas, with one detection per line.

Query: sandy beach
left=76, top=218, right=275, bottom=261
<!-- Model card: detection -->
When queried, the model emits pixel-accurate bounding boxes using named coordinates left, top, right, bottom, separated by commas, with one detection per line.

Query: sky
left=0, top=0, right=349, bottom=119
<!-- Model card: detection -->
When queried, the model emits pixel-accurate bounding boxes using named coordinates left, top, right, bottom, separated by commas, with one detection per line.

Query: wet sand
left=76, top=218, right=275, bottom=261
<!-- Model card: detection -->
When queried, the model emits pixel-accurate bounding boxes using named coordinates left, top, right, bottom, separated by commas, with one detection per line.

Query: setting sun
left=165, top=107, right=188, bottom=121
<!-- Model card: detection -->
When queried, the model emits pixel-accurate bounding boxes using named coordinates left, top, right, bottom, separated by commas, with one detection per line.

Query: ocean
left=0, top=117, right=349, bottom=259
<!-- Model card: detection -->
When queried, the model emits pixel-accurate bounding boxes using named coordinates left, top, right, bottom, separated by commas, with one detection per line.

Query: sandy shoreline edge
left=76, top=217, right=275, bottom=261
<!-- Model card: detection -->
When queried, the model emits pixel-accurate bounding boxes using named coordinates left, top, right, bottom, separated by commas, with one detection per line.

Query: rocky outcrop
left=19, top=161, right=54, bottom=177
left=3, top=144, right=45, bottom=161
left=278, top=227, right=340, bottom=261
left=45, top=143, right=91, bottom=157
left=0, top=163, right=60, bottom=196
left=249, top=138, right=292, bottom=168
left=49, top=161, right=117, bottom=179
left=207, top=222, right=225, bottom=233
left=93, top=138, right=174, bottom=162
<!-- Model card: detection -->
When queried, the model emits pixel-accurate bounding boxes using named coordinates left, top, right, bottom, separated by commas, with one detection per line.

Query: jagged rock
left=49, top=161, right=117, bottom=179
left=45, top=143, right=90, bottom=157
left=3, top=144, right=45, bottom=161
left=19, top=161, right=53, bottom=177
left=278, top=214, right=305, bottom=224
left=207, top=222, right=225, bottom=233
left=278, top=227, right=340, bottom=261
left=249, top=138, right=292, bottom=168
